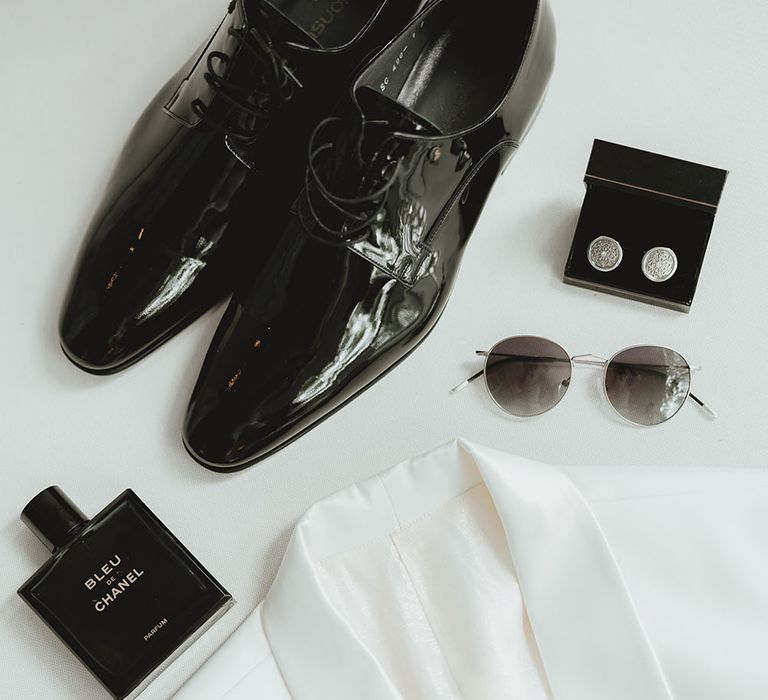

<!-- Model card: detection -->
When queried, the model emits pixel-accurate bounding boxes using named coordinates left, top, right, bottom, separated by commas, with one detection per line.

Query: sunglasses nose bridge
left=571, top=354, right=607, bottom=368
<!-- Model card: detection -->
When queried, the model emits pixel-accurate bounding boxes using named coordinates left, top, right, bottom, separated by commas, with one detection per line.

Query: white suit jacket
left=174, top=439, right=768, bottom=700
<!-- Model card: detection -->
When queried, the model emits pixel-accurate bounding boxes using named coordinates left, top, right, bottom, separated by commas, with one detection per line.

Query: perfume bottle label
left=84, top=555, right=123, bottom=589
left=144, top=618, right=168, bottom=642
left=83, top=553, right=147, bottom=612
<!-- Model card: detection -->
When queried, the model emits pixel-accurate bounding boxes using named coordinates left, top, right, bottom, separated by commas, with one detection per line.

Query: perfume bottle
left=18, top=487, right=233, bottom=699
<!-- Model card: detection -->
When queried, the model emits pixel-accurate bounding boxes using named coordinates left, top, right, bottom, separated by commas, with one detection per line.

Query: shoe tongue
left=356, top=87, right=444, bottom=137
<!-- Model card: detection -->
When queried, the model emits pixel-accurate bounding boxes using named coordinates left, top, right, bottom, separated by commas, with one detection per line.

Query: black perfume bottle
left=18, top=487, right=233, bottom=699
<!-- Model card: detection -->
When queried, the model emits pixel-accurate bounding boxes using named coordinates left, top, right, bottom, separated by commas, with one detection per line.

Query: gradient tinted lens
left=605, top=346, right=690, bottom=426
left=484, top=337, right=571, bottom=417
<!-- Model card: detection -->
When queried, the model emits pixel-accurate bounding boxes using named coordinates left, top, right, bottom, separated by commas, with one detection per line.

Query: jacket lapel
left=463, top=440, right=674, bottom=700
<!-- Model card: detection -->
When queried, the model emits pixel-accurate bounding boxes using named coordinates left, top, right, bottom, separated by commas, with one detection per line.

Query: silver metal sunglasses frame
left=450, top=337, right=717, bottom=425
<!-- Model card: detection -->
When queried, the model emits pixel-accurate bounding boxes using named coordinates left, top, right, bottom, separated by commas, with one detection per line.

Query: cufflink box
left=563, top=139, right=728, bottom=313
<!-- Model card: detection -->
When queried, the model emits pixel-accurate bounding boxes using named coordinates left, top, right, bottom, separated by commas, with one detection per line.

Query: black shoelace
left=192, top=2, right=302, bottom=144
left=302, top=116, right=406, bottom=246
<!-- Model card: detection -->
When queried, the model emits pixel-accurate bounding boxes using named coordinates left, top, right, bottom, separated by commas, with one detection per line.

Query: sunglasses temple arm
left=449, top=350, right=492, bottom=393
left=450, top=369, right=484, bottom=395
left=689, top=392, right=718, bottom=419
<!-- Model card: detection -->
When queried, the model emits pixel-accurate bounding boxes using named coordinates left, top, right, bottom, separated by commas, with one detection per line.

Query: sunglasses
left=450, top=336, right=717, bottom=426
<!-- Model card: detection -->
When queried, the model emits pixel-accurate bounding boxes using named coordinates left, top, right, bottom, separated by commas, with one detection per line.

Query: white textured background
left=2, top=0, right=767, bottom=697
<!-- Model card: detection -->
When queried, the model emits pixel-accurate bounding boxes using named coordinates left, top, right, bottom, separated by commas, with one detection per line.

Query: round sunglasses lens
left=484, top=337, right=571, bottom=417
left=605, top=346, right=691, bottom=426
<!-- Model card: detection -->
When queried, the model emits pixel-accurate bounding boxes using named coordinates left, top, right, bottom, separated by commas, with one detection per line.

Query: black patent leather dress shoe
left=59, top=0, right=421, bottom=374
left=184, top=0, right=556, bottom=470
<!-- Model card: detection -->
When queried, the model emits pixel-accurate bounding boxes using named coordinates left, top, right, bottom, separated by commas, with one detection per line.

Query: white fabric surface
left=2, top=0, right=768, bottom=698
left=174, top=440, right=768, bottom=699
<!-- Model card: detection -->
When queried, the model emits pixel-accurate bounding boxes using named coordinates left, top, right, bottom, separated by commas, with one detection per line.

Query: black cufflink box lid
left=563, top=139, right=728, bottom=312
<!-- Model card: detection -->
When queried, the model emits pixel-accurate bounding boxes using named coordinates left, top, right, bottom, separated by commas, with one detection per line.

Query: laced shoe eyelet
left=428, top=146, right=442, bottom=163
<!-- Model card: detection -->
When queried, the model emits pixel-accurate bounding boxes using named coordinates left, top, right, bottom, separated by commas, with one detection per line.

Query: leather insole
left=268, top=0, right=384, bottom=49
left=357, top=0, right=537, bottom=133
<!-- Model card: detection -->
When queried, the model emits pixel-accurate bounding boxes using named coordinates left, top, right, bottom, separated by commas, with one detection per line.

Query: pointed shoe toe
left=183, top=406, right=279, bottom=473
left=59, top=221, right=233, bottom=374
left=181, top=297, right=306, bottom=471
left=59, top=313, right=133, bottom=376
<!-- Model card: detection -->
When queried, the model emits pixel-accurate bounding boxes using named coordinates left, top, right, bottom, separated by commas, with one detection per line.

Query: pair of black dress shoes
left=60, top=0, right=556, bottom=472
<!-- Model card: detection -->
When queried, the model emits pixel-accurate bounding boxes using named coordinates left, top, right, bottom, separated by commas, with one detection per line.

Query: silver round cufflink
left=642, top=247, right=678, bottom=283
left=587, top=236, right=623, bottom=272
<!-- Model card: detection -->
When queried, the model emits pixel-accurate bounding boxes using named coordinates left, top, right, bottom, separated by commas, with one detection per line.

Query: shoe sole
left=59, top=297, right=229, bottom=376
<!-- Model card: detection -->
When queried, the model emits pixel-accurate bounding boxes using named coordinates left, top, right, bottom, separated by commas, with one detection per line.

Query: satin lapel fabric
left=465, top=441, right=674, bottom=700
left=174, top=441, right=768, bottom=700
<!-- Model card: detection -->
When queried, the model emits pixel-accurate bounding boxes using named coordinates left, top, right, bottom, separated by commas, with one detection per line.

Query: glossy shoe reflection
left=184, top=0, right=556, bottom=470
left=59, top=0, right=422, bottom=374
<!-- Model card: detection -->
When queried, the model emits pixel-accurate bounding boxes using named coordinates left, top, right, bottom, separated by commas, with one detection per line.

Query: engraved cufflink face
left=642, top=247, right=678, bottom=283
left=587, top=236, right=623, bottom=272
